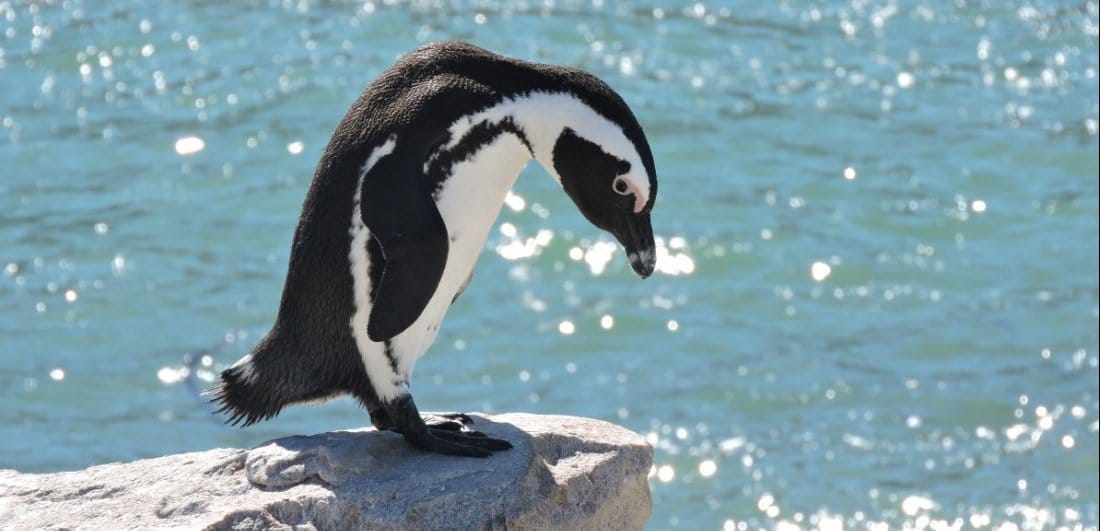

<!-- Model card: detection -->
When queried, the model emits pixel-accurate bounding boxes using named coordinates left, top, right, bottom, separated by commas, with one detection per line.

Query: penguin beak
left=613, top=213, right=656, bottom=279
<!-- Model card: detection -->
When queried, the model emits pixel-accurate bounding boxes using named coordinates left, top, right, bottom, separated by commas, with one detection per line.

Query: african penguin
left=210, top=41, right=658, bottom=457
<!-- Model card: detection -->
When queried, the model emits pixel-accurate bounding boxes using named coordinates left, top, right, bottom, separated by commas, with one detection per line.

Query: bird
left=209, top=41, right=658, bottom=457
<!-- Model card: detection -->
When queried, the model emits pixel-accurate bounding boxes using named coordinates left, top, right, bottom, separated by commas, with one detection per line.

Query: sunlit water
left=2, top=1, right=1097, bottom=529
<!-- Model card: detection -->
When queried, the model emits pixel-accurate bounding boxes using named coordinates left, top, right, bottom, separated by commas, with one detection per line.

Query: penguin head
left=539, top=87, right=658, bottom=278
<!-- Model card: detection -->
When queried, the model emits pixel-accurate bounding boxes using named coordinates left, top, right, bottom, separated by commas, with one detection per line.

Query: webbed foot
left=383, top=395, right=512, bottom=457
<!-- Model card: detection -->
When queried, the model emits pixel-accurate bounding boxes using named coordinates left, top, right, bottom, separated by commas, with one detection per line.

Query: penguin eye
left=612, top=176, right=631, bottom=196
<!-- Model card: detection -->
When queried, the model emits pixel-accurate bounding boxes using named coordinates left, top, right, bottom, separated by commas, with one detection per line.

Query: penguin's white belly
left=350, top=132, right=531, bottom=401
left=390, top=133, right=532, bottom=369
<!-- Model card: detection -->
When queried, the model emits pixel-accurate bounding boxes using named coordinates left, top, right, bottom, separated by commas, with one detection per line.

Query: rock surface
left=0, top=413, right=652, bottom=530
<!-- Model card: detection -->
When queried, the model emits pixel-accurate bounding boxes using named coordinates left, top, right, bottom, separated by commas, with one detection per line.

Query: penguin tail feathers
left=207, top=355, right=285, bottom=427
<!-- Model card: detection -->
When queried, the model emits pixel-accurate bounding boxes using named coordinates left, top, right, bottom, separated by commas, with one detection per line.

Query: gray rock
left=0, top=413, right=652, bottom=530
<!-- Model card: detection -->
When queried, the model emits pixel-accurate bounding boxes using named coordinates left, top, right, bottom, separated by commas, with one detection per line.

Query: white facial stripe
left=348, top=134, right=403, bottom=402
left=450, top=92, right=650, bottom=206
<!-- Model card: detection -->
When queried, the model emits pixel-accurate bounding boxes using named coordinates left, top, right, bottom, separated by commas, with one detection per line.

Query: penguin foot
left=384, top=395, right=513, bottom=457
left=370, top=410, right=476, bottom=433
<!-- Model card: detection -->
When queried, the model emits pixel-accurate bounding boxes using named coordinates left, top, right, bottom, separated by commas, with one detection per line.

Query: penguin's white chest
left=416, top=133, right=532, bottom=336
left=347, top=132, right=530, bottom=401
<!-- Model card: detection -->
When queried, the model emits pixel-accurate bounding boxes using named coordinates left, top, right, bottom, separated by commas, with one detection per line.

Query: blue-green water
left=2, top=1, right=1097, bottom=528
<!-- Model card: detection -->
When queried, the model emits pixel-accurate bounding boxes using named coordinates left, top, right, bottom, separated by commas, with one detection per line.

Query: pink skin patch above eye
left=625, top=180, right=646, bottom=213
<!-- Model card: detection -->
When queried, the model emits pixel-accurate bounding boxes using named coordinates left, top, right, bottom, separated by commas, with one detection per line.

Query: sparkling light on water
left=111, top=254, right=127, bottom=275
left=503, top=190, right=526, bottom=212
left=157, top=366, right=189, bottom=385
left=559, top=236, right=697, bottom=276
left=583, top=240, right=617, bottom=275
left=495, top=224, right=553, bottom=261
left=655, top=247, right=695, bottom=275
left=654, top=236, right=696, bottom=276
left=901, top=495, right=936, bottom=516
left=811, top=261, right=832, bottom=282
left=698, top=459, right=717, bottom=478
left=173, top=136, right=205, bottom=156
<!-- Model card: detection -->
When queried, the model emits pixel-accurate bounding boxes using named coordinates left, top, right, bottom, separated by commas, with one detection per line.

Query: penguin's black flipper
left=360, top=151, right=449, bottom=342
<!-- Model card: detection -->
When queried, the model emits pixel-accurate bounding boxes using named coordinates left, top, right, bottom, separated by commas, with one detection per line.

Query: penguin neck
left=442, top=91, right=613, bottom=185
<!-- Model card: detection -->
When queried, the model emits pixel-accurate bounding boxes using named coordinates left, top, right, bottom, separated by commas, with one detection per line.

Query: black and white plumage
left=210, top=41, right=658, bottom=457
